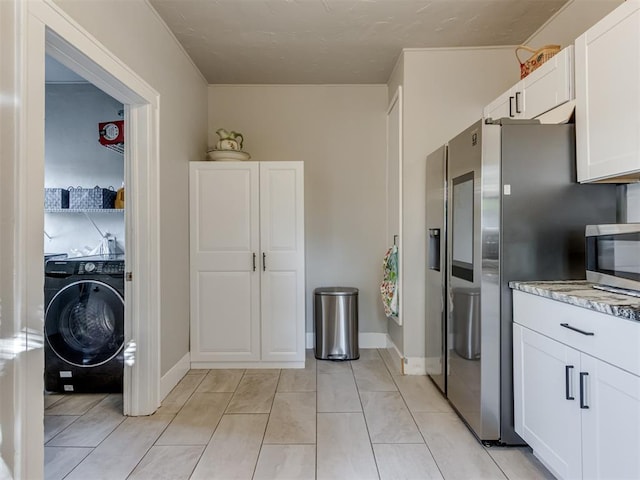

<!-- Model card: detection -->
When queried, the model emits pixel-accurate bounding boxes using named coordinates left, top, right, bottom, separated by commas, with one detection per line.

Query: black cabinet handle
left=560, top=323, right=595, bottom=336
left=263, top=252, right=266, bottom=271
left=509, top=96, right=515, bottom=117
left=580, top=372, right=589, bottom=409
left=515, top=91, right=522, bottom=113
left=252, top=253, right=256, bottom=272
left=565, top=365, right=575, bottom=400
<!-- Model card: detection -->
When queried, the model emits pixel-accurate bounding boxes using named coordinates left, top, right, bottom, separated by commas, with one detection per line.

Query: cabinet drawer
left=513, top=290, right=640, bottom=376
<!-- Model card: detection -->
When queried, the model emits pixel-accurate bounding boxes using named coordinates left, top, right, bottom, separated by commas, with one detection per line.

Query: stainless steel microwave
left=586, top=224, right=640, bottom=292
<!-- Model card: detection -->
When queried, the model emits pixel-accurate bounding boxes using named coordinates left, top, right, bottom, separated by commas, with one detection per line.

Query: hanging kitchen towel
left=380, top=244, right=399, bottom=318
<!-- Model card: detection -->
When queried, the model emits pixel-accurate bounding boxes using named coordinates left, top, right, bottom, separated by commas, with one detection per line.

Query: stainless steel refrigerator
left=425, top=119, right=618, bottom=445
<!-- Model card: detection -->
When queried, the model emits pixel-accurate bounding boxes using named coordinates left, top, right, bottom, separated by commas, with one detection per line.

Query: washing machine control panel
left=45, top=255, right=126, bottom=277
left=78, top=261, right=125, bottom=275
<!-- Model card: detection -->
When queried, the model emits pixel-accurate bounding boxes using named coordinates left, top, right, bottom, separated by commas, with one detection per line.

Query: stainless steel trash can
left=452, top=288, right=481, bottom=360
left=314, top=287, right=359, bottom=360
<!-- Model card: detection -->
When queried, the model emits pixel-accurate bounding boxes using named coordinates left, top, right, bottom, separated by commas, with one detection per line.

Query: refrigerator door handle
left=428, top=228, right=441, bottom=271
left=509, top=96, right=515, bottom=117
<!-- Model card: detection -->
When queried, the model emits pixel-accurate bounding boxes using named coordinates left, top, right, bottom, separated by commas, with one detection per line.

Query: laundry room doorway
left=41, top=26, right=162, bottom=412
left=43, top=56, right=128, bottom=401
left=9, top=2, right=163, bottom=476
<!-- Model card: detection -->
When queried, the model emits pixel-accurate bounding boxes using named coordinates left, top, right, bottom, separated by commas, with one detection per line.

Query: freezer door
left=425, top=145, right=447, bottom=394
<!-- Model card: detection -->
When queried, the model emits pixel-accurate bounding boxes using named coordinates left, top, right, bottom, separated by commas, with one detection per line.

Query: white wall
left=386, top=55, right=405, bottom=353
left=397, top=47, right=518, bottom=360
left=209, top=85, right=389, bottom=336
left=53, top=0, right=208, bottom=375
left=45, top=83, right=125, bottom=255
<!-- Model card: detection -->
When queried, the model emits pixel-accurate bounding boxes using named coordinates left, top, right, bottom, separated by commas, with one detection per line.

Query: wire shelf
left=45, top=209, right=124, bottom=213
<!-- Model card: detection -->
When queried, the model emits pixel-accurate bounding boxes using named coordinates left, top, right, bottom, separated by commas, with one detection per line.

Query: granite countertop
left=509, top=280, right=640, bottom=322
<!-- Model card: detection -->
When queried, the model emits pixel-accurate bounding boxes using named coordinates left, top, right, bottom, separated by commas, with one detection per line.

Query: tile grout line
left=174, top=369, right=240, bottom=479
left=44, top=414, right=83, bottom=446
left=127, top=370, right=207, bottom=479
left=378, top=348, right=448, bottom=480
left=60, top=395, right=129, bottom=479
left=483, top=446, right=512, bottom=480
left=315, top=356, right=318, bottom=480
left=250, top=369, right=282, bottom=480
left=352, top=354, right=382, bottom=480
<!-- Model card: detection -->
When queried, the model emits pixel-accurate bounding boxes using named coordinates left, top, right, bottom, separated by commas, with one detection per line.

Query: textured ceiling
left=149, top=0, right=569, bottom=84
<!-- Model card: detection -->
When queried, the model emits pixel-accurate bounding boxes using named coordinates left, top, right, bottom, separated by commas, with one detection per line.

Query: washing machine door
left=45, top=280, right=125, bottom=367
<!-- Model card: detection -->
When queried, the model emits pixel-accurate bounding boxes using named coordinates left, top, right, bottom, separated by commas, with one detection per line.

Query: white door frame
left=13, top=1, right=161, bottom=477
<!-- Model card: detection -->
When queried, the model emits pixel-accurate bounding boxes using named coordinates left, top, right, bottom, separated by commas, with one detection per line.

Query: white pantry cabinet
left=513, top=291, right=640, bottom=480
left=189, top=161, right=305, bottom=368
left=575, top=0, right=640, bottom=183
left=483, top=46, right=573, bottom=121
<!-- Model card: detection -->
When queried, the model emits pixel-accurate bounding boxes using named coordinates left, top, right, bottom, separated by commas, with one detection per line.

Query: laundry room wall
left=44, top=82, right=125, bottom=255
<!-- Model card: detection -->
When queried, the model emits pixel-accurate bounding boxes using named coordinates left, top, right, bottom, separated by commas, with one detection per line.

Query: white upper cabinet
left=189, top=161, right=305, bottom=367
left=484, top=86, right=522, bottom=120
left=522, top=46, right=574, bottom=119
left=576, top=0, right=640, bottom=183
left=483, top=46, right=574, bottom=121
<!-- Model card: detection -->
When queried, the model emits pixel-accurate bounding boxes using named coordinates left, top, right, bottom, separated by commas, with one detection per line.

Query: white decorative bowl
left=207, top=149, right=251, bottom=162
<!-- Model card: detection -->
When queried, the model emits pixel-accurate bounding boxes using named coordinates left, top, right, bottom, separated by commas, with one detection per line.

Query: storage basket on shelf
left=44, top=188, right=70, bottom=209
left=516, top=44, right=561, bottom=79
left=69, top=186, right=117, bottom=209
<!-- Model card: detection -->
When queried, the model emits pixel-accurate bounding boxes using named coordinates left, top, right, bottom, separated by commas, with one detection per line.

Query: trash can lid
left=314, top=287, right=359, bottom=295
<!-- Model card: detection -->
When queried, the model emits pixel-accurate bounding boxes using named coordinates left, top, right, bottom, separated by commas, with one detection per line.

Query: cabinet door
left=576, top=1, right=640, bottom=182
left=259, top=162, right=305, bottom=362
left=523, top=46, right=573, bottom=119
left=513, top=324, right=583, bottom=480
left=189, top=162, right=260, bottom=362
left=484, top=87, right=520, bottom=120
left=581, top=354, right=640, bottom=480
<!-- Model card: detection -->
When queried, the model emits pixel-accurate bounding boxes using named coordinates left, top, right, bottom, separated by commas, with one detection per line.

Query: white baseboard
left=385, top=334, right=403, bottom=359
left=191, top=361, right=304, bottom=369
left=425, top=356, right=443, bottom=374
left=305, top=332, right=388, bottom=349
left=403, top=356, right=427, bottom=375
left=160, top=351, right=190, bottom=401
left=384, top=334, right=425, bottom=375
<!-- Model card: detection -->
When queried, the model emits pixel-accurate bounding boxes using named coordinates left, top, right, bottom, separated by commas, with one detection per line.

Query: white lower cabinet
left=189, top=161, right=305, bottom=368
left=513, top=292, right=640, bottom=480
left=580, top=356, right=640, bottom=480
left=514, top=324, right=582, bottom=479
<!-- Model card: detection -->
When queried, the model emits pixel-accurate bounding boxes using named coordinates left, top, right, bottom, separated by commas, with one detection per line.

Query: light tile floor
left=44, top=349, right=556, bottom=480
